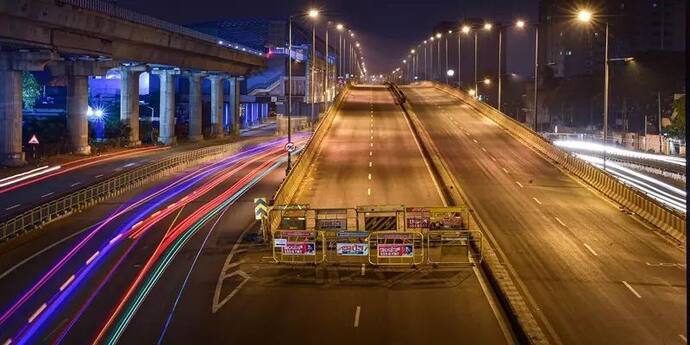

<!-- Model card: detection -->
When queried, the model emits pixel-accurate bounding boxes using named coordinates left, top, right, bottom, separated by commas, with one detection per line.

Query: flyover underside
left=404, top=85, right=686, bottom=345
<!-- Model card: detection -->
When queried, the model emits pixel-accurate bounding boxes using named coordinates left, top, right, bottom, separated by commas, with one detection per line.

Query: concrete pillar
left=0, top=51, right=58, bottom=166
left=66, top=74, right=91, bottom=155
left=0, top=69, right=24, bottom=166
left=228, top=77, right=241, bottom=136
left=154, top=70, right=179, bottom=145
left=187, top=74, right=203, bottom=141
left=209, top=75, right=224, bottom=138
left=119, top=65, right=147, bottom=146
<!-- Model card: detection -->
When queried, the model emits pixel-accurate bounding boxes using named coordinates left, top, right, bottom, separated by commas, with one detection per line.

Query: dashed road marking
left=70, top=182, right=81, bottom=187
left=502, top=168, right=509, bottom=174
left=354, top=306, right=361, bottom=327
left=367, top=188, right=371, bottom=196
left=5, top=204, right=20, bottom=211
left=41, top=192, right=54, bottom=198
left=515, top=181, right=523, bottom=188
left=369, top=151, right=373, bottom=157
left=622, top=281, right=642, bottom=298
left=473, top=139, right=478, bottom=143
left=532, top=197, right=542, bottom=205
left=491, top=156, right=497, bottom=162
left=369, top=161, right=372, bottom=167
left=583, top=243, right=599, bottom=256
left=94, top=174, right=104, bottom=178
left=554, top=217, right=567, bottom=227
left=368, top=173, right=371, bottom=180
left=679, top=334, right=687, bottom=343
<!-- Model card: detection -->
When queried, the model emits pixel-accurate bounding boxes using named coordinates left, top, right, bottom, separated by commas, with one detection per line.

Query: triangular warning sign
left=28, top=135, right=39, bottom=145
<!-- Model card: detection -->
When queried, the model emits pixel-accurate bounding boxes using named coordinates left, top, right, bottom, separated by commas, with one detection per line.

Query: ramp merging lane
left=403, top=85, right=686, bottom=345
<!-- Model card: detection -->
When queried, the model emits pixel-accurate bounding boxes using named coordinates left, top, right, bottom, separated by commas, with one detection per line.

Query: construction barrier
left=272, top=229, right=325, bottom=264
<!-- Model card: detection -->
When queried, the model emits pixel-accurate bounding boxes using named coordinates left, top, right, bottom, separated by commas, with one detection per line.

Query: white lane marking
left=583, top=243, right=599, bottom=256
left=59, top=275, right=76, bottom=291
left=5, top=204, right=20, bottom=211
left=532, top=197, right=542, bottom=205
left=622, top=281, right=642, bottom=298
left=70, top=182, right=81, bottom=187
left=554, top=217, right=567, bottom=227
left=501, top=168, right=509, bottom=174
left=354, top=306, right=361, bottom=327
left=3, top=337, right=11, bottom=345
left=94, top=174, right=103, bottom=178
left=370, top=136, right=373, bottom=140
left=361, top=264, right=365, bottom=276
left=369, top=162, right=372, bottom=167
left=515, top=181, right=524, bottom=188
left=367, top=188, right=371, bottom=196
left=370, top=143, right=373, bottom=147
left=85, top=251, right=100, bottom=265
left=473, top=139, right=478, bottom=143
left=41, top=192, right=54, bottom=198
left=368, top=173, right=371, bottom=180
left=481, top=147, right=487, bottom=152
left=212, top=210, right=251, bottom=313
left=28, top=303, right=47, bottom=323
left=679, top=334, right=687, bottom=343
left=369, top=151, right=373, bottom=157
left=490, top=156, right=497, bottom=162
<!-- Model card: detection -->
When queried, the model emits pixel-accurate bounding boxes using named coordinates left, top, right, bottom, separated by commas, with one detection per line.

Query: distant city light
left=87, top=106, right=106, bottom=120
left=447, top=69, right=455, bottom=77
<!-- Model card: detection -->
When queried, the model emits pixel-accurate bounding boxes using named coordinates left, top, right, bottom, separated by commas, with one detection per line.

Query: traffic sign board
left=254, top=197, right=268, bottom=220
left=28, top=135, right=39, bottom=145
left=285, top=142, right=296, bottom=153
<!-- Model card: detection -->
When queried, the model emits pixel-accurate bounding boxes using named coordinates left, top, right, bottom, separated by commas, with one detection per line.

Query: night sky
left=118, top=0, right=538, bottom=76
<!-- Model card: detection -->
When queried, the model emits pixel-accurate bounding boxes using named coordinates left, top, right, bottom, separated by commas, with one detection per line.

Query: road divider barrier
left=0, top=137, right=269, bottom=243
left=268, top=204, right=480, bottom=266
left=432, top=82, right=686, bottom=243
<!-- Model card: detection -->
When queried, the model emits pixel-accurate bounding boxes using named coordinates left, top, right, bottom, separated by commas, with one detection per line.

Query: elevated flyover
left=266, top=85, right=513, bottom=344
left=403, top=84, right=686, bottom=345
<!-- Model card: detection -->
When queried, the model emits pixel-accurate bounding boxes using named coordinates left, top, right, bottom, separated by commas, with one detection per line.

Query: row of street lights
left=397, top=9, right=622, bottom=167
left=286, top=8, right=366, bottom=173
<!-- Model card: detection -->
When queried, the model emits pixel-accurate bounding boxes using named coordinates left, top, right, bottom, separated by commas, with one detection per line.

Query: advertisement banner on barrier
left=274, top=238, right=287, bottom=248
left=378, top=244, right=414, bottom=257
left=336, top=243, right=369, bottom=256
left=282, top=242, right=316, bottom=255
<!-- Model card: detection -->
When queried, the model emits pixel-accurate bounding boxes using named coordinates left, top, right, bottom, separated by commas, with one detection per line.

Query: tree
left=668, top=94, right=685, bottom=138
left=22, top=72, right=41, bottom=110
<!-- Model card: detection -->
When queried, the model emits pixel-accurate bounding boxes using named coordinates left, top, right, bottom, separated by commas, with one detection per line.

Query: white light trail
left=554, top=140, right=686, bottom=167
left=576, top=154, right=686, bottom=213
left=0, top=166, right=62, bottom=187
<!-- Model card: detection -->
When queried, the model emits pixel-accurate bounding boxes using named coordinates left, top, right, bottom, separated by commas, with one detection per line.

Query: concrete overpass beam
left=228, top=77, right=241, bottom=136
left=153, top=69, right=179, bottom=145
left=187, top=73, right=205, bottom=141
left=119, top=65, right=147, bottom=147
left=0, top=51, right=59, bottom=166
left=209, top=75, right=225, bottom=138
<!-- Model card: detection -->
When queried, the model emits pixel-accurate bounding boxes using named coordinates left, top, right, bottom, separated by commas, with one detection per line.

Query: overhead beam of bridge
left=0, top=0, right=265, bottom=74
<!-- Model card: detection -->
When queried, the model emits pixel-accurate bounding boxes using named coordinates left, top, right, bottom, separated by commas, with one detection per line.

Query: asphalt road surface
left=403, top=85, right=686, bottom=345
left=0, top=124, right=276, bottom=220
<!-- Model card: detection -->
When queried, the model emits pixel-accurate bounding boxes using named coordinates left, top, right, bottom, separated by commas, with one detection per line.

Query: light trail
left=0, top=138, right=295, bottom=338
left=554, top=140, right=686, bottom=167
left=3, top=136, right=308, bottom=344
left=96, top=151, right=289, bottom=344
left=0, top=146, right=168, bottom=194
left=576, top=153, right=686, bottom=213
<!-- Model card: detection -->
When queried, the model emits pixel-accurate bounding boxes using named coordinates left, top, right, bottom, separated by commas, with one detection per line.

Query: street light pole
left=498, top=27, right=502, bottom=112
left=533, top=26, right=539, bottom=132
left=287, top=15, right=293, bottom=173
left=457, top=31, right=461, bottom=86
left=474, top=31, right=478, bottom=98
left=445, top=33, right=449, bottom=84
left=430, top=37, right=434, bottom=81
left=603, top=21, right=609, bottom=168
left=311, top=21, right=316, bottom=124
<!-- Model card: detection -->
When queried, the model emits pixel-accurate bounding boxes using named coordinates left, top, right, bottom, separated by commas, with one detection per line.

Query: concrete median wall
left=432, top=83, right=686, bottom=244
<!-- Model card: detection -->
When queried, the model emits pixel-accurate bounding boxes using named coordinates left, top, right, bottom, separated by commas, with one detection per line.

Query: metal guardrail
left=432, top=82, right=686, bottom=242
left=0, top=138, right=265, bottom=242
left=62, top=0, right=264, bottom=56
